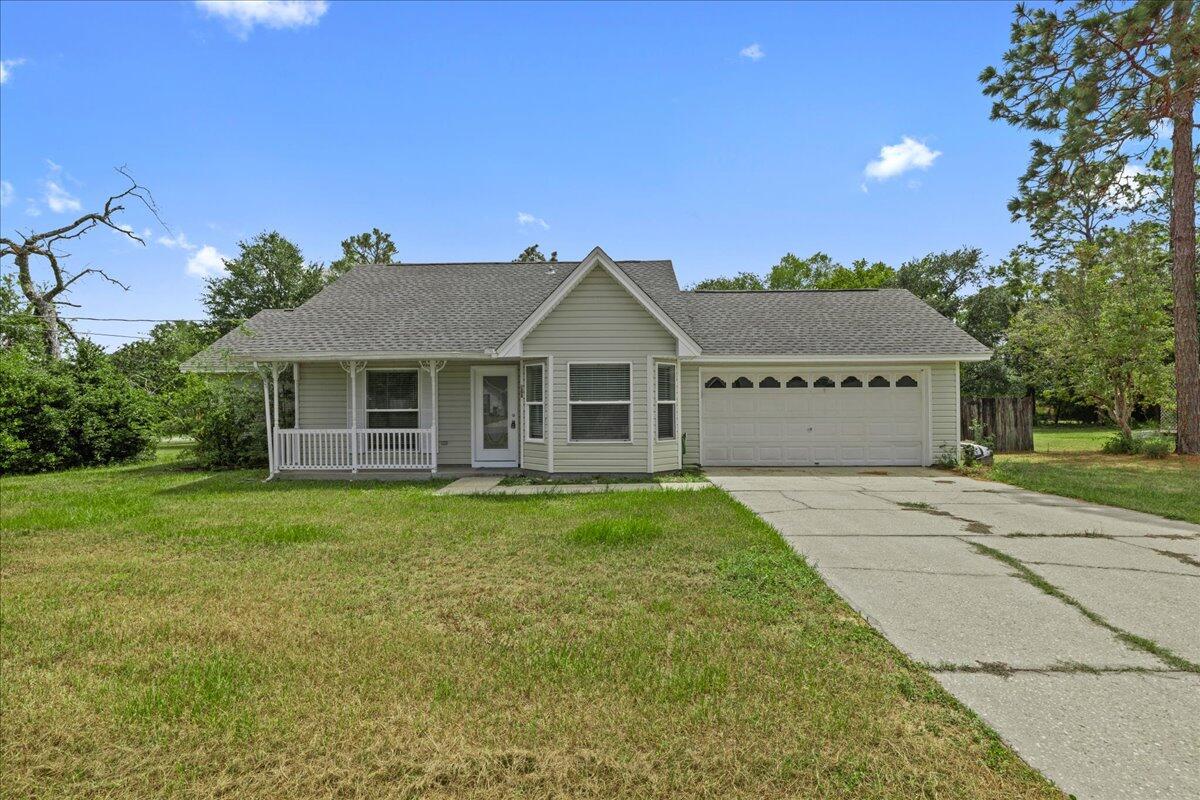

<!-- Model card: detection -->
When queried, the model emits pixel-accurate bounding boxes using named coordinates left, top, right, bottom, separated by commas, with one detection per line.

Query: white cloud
left=186, top=245, right=229, bottom=278
left=1106, top=163, right=1155, bottom=209
left=158, top=230, right=198, bottom=251
left=44, top=180, right=81, bottom=213
left=196, top=1, right=328, bottom=37
left=45, top=158, right=61, bottom=173
left=739, top=43, right=765, bottom=61
left=864, top=136, right=941, bottom=181
left=0, top=58, right=25, bottom=84
left=0, top=180, right=12, bottom=207
left=516, top=212, right=549, bottom=229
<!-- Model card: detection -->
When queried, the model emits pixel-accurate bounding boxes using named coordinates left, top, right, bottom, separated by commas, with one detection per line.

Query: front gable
left=522, top=266, right=677, bottom=356
left=497, top=247, right=701, bottom=357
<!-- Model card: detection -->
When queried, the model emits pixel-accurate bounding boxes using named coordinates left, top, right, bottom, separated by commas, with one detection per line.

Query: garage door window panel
left=758, top=376, right=781, bottom=388
left=786, top=376, right=807, bottom=388
left=814, top=376, right=835, bottom=388
left=897, top=375, right=919, bottom=387
left=569, top=363, right=631, bottom=442
left=868, top=375, right=890, bottom=388
left=732, top=377, right=753, bottom=388
left=840, top=376, right=863, bottom=388
left=704, top=376, right=726, bottom=389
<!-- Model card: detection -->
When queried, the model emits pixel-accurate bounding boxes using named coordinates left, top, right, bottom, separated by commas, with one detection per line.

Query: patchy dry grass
left=1, top=451, right=1061, bottom=799
left=982, top=452, right=1200, bottom=525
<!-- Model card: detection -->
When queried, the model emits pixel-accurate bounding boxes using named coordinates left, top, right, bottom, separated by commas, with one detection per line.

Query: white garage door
left=701, top=369, right=926, bottom=466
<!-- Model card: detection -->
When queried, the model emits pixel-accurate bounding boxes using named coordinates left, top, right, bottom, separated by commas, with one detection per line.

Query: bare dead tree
left=0, top=167, right=163, bottom=358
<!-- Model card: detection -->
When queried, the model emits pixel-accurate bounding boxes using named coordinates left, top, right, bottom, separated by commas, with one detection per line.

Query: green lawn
left=979, top=425, right=1200, bottom=524
left=0, top=450, right=1059, bottom=799
left=1031, top=424, right=1117, bottom=452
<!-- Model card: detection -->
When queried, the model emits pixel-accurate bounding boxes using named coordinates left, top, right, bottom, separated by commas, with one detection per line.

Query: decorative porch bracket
left=419, top=360, right=447, bottom=473
left=340, top=360, right=366, bottom=472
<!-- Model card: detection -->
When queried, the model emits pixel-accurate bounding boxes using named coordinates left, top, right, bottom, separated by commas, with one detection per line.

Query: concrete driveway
left=707, top=467, right=1200, bottom=800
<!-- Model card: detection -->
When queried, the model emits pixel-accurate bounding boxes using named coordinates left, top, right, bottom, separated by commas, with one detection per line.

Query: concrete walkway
left=436, top=476, right=710, bottom=496
left=706, top=467, right=1200, bottom=800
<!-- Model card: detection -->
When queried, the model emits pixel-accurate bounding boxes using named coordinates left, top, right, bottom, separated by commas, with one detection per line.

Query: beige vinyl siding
left=524, top=268, right=676, bottom=473
left=296, top=363, right=348, bottom=428
left=680, top=362, right=700, bottom=467
left=930, top=361, right=960, bottom=462
left=435, top=363, right=471, bottom=466
left=520, top=359, right=549, bottom=472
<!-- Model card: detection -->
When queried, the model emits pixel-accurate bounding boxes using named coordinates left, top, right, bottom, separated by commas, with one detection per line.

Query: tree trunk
left=1170, top=2, right=1200, bottom=454
left=35, top=299, right=61, bottom=360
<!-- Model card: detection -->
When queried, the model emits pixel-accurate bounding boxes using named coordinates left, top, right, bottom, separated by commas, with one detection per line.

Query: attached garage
left=700, top=368, right=928, bottom=466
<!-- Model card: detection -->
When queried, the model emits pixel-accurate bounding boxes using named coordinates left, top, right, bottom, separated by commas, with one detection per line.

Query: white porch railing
left=274, top=428, right=434, bottom=471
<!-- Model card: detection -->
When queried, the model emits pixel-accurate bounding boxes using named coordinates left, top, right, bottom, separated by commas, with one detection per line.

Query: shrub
left=189, top=377, right=268, bottom=469
left=0, top=342, right=156, bottom=474
left=1100, top=432, right=1137, bottom=454
left=1138, top=437, right=1171, bottom=459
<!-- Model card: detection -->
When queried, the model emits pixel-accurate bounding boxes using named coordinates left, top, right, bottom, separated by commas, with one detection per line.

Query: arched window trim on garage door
left=704, top=376, right=726, bottom=389
left=758, top=376, right=781, bottom=388
left=786, top=376, right=807, bottom=388
left=732, top=376, right=754, bottom=388
left=868, top=375, right=890, bottom=388
left=813, top=376, right=835, bottom=388
left=896, top=375, right=919, bottom=387
left=840, top=376, right=863, bottom=388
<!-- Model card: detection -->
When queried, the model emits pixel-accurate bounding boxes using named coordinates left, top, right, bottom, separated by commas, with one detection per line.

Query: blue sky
left=0, top=0, right=1038, bottom=345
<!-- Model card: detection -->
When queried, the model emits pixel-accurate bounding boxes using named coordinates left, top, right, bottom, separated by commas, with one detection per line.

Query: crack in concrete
left=963, top=539, right=1200, bottom=674
left=1150, top=548, right=1200, bottom=569
left=925, top=661, right=1190, bottom=678
left=1018, top=560, right=1200, bottom=578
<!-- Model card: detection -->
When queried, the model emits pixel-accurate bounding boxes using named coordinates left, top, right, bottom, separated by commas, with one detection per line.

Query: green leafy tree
left=981, top=0, right=1200, bottom=451
left=0, top=340, right=156, bottom=473
left=692, top=272, right=766, bottom=290
left=0, top=274, right=42, bottom=352
left=329, top=228, right=398, bottom=277
left=110, top=321, right=219, bottom=435
left=767, top=252, right=896, bottom=290
left=201, top=231, right=327, bottom=333
left=695, top=253, right=895, bottom=291
left=895, top=247, right=986, bottom=319
left=765, top=252, right=838, bottom=288
left=691, top=271, right=766, bottom=290
left=815, top=259, right=895, bottom=290
left=1006, top=226, right=1174, bottom=437
left=514, top=244, right=557, bottom=263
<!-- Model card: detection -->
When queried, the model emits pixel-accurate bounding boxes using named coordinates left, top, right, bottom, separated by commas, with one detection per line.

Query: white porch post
left=292, top=362, right=300, bottom=427
left=341, top=361, right=364, bottom=473
left=257, top=363, right=275, bottom=475
left=421, top=360, right=446, bottom=473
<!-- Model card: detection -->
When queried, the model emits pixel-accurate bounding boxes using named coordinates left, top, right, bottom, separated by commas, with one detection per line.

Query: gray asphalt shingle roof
left=182, top=259, right=988, bottom=370
left=684, top=288, right=991, bottom=356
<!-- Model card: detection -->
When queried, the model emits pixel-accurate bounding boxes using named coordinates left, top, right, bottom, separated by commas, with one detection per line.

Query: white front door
left=472, top=366, right=519, bottom=466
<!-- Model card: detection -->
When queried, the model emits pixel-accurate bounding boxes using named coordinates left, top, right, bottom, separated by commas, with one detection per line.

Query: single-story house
left=182, top=246, right=990, bottom=476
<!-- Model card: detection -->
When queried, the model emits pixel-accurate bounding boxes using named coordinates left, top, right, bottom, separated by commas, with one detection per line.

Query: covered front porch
left=255, top=358, right=526, bottom=476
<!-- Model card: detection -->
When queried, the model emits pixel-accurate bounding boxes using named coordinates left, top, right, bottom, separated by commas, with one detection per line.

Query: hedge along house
left=182, top=246, right=991, bottom=477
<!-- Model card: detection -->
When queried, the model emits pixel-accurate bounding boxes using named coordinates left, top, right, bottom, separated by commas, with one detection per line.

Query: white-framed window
left=568, top=362, right=631, bottom=442
left=523, top=362, right=545, bottom=442
left=656, top=362, right=676, bottom=440
left=365, top=369, right=419, bottom=428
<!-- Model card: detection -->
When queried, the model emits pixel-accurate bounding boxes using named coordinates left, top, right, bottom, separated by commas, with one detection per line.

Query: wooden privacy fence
left=961, top=397, right=1034, bottom=452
